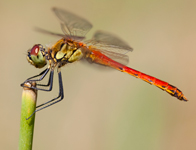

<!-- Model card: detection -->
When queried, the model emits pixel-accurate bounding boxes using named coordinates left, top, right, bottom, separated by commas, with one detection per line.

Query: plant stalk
left=19, top=81, right=37, bottom=150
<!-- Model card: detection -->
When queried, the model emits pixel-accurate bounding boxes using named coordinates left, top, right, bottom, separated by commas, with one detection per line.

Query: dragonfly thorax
left=51, top=39, right=84, bottom=65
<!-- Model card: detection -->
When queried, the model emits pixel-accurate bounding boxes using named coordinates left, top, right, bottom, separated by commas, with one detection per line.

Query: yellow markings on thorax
left=68, top=48, right=83, bottom=62
left=56, top=43, right=67, bottom=60
left=55, top=41, right=83, bottom=62
left=50, top=39, right=84, bottom=63
left=51, top=39, right=65, bottom=59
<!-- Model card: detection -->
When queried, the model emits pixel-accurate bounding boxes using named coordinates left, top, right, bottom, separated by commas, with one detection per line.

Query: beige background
left=1, top=0, right=195, bottom=150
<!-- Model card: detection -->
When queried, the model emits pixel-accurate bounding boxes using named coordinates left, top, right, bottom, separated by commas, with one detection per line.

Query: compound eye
left=27, top=44, right=46, bottom=68
left=30, top=44, right=40, bottom=56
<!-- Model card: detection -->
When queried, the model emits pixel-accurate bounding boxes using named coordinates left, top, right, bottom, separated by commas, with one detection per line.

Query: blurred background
left=0, top=0, right=195, bottom=149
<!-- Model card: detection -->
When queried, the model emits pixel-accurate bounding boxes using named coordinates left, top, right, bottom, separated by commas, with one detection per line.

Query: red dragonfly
left=21, top=8, right=188, bottom=119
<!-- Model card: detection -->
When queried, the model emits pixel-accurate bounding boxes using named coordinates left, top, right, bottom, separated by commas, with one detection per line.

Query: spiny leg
left=26, top=71, right=64, bottom=120
left=36, top=69, right=53, bottom=87
left=21, top=68, right=50, bottom=87
left=36, top=70, right=63, bottom=108
left=21, top=70, right=54, bottom=92
left=27, top=67, right=52, bottom=87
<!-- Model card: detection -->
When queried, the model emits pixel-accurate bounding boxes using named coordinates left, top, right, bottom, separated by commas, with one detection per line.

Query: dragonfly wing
left=86, top=30, right=133, bottom=65
left=89, top=30, right=133, bottom=54
left=34, top=27, right=85, bottom=41
left=53, top=7, right=93, bottom=37
left=97, top=49, right=129, bottom=65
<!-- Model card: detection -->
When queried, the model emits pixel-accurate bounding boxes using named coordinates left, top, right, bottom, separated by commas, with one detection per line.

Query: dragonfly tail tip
left=182, top=96, right=188, bottom=102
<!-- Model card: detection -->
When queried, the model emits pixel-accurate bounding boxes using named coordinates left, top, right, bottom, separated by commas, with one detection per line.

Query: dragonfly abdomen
left=123, top=66, right=188, bottom=101
left=89, top=50, right=188, bottom=101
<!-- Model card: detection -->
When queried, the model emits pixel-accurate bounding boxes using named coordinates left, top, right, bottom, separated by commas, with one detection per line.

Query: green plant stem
left=19, top=82, right=37, bottom=150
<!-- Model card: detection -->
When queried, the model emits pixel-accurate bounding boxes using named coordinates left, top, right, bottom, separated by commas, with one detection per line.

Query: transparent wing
left=92, top=49, right=129, bottom=65
left=86, top=30, right=133, bottom=64
left=53, top=7, right=93, bottom=37
left=34, top=27, right=85, bottom=41
left=87, top=30, right=133, bottom=54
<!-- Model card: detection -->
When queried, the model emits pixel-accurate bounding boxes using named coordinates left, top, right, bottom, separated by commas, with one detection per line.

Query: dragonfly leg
left=22, top=68, right=50, bottom=84
left=36, top=69, right=53, bottom=87
left=21, top=70, right=54, bottom=92
left=26, top=71, right=64, bottom=120
left=36, top=71, right=64, bottom=108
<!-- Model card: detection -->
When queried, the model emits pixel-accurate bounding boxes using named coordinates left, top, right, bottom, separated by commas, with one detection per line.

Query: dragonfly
left=21, top=8, right=188, bottom=119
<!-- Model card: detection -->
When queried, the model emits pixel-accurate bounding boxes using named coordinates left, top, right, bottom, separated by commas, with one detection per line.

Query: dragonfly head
left=27, top=44, right=47, bottom=68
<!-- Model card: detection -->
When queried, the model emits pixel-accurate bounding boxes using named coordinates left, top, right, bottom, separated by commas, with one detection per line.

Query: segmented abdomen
left=89, top=50, right=188, bottom=101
